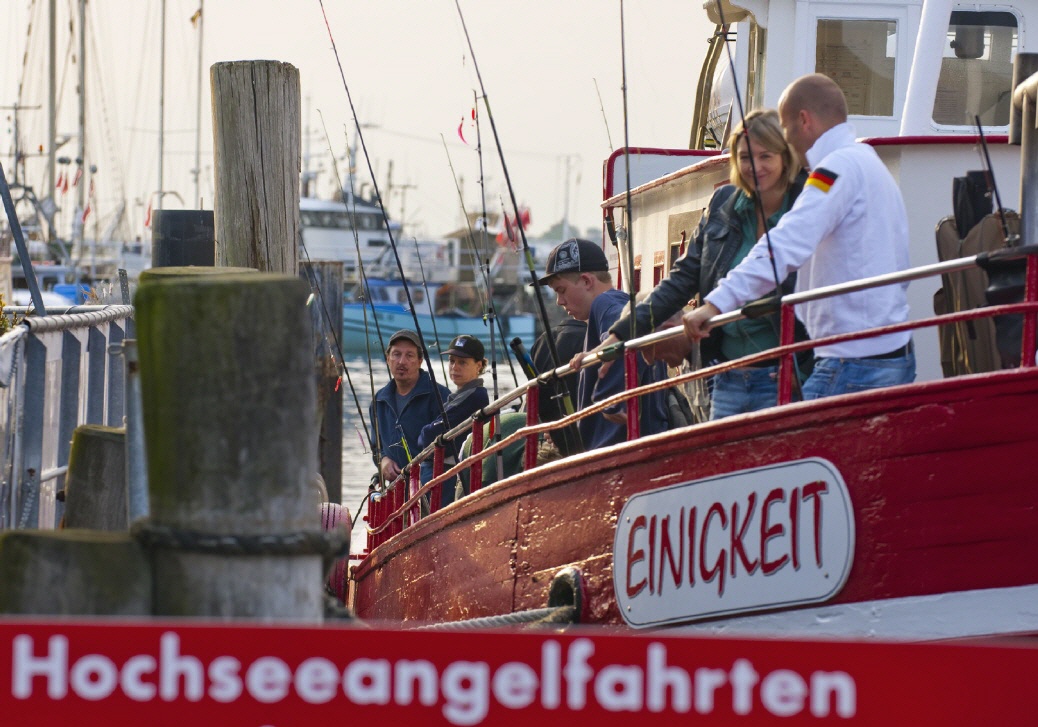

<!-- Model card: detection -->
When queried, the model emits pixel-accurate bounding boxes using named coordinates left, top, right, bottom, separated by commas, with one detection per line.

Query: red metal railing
left=362, top=246, right=1038, bottom=549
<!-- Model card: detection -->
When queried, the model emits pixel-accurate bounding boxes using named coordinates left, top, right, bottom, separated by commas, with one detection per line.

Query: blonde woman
left=599, top=108, right=809, bottom=419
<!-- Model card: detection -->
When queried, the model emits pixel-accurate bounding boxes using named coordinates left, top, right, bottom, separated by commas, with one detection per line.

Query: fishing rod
left=410, top=236, right=449, bottom=381
left=713, top=1, right=783, bottom=296
left=319, top=1, right=450, bottom=436
left=473, top=93, right=502, bottom=405
left=453, top=0, right=564, bottom=373
left=298, top=239, right=375, bottom=459
left=473, top=97, right=506, bottom=482
left=593, top=78, right=615, bottom=151
left=712, top=0, right=805, bottom=399
left=319, top=115, right=391, bottom=374
left=619, top=0, right=638, bottom=339
left=319, top=112, right=389, bottom=479
left=975, top=114, right=1015, bottom=244
left=440, top=133, right=522, bottom=389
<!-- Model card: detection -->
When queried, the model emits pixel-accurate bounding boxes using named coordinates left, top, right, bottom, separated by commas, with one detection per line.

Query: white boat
left=299, top=194, right=397, bottom=280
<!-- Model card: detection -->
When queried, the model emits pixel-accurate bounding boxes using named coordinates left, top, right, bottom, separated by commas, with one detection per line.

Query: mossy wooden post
left=64, top=424, right=127, bottom=531
left=0, top=531, right=150, bottom=615
left=211, top=61, right=300, bottom=273
left=135, top=272, right=320, bottom=619
left=304, top=260, right=344, bottom=504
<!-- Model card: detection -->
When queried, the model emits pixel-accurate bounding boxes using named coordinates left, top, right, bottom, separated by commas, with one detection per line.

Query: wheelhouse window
left=815, top=19, right=897, bottom=117
left=356, top=213, right=383, bottom=231
left=301, top=210, right=351, bottom=229
left=932, top=11, right=1017, bottom=128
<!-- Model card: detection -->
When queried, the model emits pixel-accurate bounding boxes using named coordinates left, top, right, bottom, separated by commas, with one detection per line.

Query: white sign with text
left=613, top=458, right=855, bottom=628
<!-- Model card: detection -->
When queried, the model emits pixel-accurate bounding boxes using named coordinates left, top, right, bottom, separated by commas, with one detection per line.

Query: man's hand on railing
left=582, top=333, right=622, bottom=378
left=683, top=302, right=721, bottom=341
left=380, top=456, right=401, bottom=483
left=569, top=349, right=589, bottom=373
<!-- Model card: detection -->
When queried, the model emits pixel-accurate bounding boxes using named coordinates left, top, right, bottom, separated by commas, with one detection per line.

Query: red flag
left=496, top=213, right=514, bottom=246
left=496, top=207, right=529, bottom=249
left=61, top=173, right=69, bottom=194
left=83, top=178, right=95, bottom=221
left=72, top=166, right=82, bottom=187
left=505, top=214, right=516, bottom=243
left=144, top=200, right=152, bottom=228
left=457, top=107, right=476, bottom=144
left=56, top=171, right=64, bottom=190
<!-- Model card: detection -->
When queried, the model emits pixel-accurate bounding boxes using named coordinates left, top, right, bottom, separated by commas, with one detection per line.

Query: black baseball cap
left=387, top=329, right=422, bottom=352
left=443, top=334, right=485, bottom=360
left=536, top=238, right=609, bottom=285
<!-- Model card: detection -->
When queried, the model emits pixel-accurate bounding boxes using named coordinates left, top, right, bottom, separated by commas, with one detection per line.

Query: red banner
left=1, top=620, right=1037, bottom=725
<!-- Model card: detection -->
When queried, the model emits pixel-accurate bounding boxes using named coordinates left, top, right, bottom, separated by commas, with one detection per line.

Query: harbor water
left=340, top=355, right=390, bottom=553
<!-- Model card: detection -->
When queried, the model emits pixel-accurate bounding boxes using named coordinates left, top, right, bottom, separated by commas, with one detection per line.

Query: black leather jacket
left=610, top=171, right=807, bottom=364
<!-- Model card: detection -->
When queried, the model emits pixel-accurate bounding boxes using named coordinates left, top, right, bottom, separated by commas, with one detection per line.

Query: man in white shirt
left=683, top=73, right=915, bottom=399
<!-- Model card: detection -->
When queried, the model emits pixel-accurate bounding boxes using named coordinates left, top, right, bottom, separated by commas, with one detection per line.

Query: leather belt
left=746, top=358, right=780, bottom=368
left=862, top=341, right=913, bottom=360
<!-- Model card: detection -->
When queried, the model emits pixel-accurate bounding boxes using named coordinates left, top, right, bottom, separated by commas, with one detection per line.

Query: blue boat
left=342, top=277, right=537, bottom=356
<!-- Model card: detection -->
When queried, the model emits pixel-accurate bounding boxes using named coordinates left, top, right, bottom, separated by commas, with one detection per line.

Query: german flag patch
left=806, top=167, right=838, bottom=193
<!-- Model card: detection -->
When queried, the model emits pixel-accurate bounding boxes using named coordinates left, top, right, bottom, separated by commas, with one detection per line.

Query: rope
left=132, top=521, right=349, bottom=559
left=20, top=305, right=134, bottom=333
left=412, top=604, right=577, bottom=631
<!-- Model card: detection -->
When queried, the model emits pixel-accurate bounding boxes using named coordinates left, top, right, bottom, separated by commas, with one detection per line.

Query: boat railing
left=363, top=244, right=1038, bottom=550
left=0, top=304, right=134, bottom=531
left=363, top=55, right=1038, bottom=550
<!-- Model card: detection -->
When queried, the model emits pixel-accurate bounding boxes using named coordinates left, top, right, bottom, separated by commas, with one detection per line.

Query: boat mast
left=47, top=0, right=56, bottom=213
left=75, top=0, right=86, bottom=256
left=193, top=1, right=204, bottom=208
left=158, top=0, right=166, bottom=214
left=561, top=153, right=573, bottom=241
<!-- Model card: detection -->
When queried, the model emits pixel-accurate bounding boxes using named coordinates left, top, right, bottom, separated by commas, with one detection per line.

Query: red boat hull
left=352, top=368, right=1038, bottom=635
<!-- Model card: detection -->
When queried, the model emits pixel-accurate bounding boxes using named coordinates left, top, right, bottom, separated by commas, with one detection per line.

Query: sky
left=3, top=1, right=714, bottom=242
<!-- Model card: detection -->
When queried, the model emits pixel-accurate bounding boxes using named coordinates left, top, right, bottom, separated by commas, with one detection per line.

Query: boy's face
left=548, top=273, right=594, bottom=322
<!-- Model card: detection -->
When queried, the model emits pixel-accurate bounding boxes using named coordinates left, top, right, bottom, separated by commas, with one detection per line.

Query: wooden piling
left=304, top=260, right=344, bottom=504
left=0, top=530, right=150, bottom=616
left=135, top=272, right=321, bottom=619
left=211, top=61, right=301, bottom=274
left=63, top=424, right=127, bottom=531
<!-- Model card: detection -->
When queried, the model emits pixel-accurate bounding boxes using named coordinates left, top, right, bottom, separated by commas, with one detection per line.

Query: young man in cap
left=538, top=238, right=668, bottom=450
left=369, top=329, right=451, bottom=483
left=417, top=334, right=490, bottom=506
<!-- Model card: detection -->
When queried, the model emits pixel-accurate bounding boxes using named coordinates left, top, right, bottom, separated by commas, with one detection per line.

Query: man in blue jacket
left=369, top=329, right=450, bottom=483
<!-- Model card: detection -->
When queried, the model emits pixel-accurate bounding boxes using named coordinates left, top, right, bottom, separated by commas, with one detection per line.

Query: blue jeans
left=800, top=349, right=916, bottom=400
left=710, top=366, right=781, bottom=420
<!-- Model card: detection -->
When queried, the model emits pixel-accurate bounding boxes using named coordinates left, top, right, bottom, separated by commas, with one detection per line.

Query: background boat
left=300, top=194, right=544, bottom=354
left=342, top=276, right=537, bottom=355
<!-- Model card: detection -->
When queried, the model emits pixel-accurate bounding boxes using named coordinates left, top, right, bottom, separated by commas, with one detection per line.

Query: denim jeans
left=709, top=366, right=781, bottom=420
left=800, top=349, right=916, bottom=400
